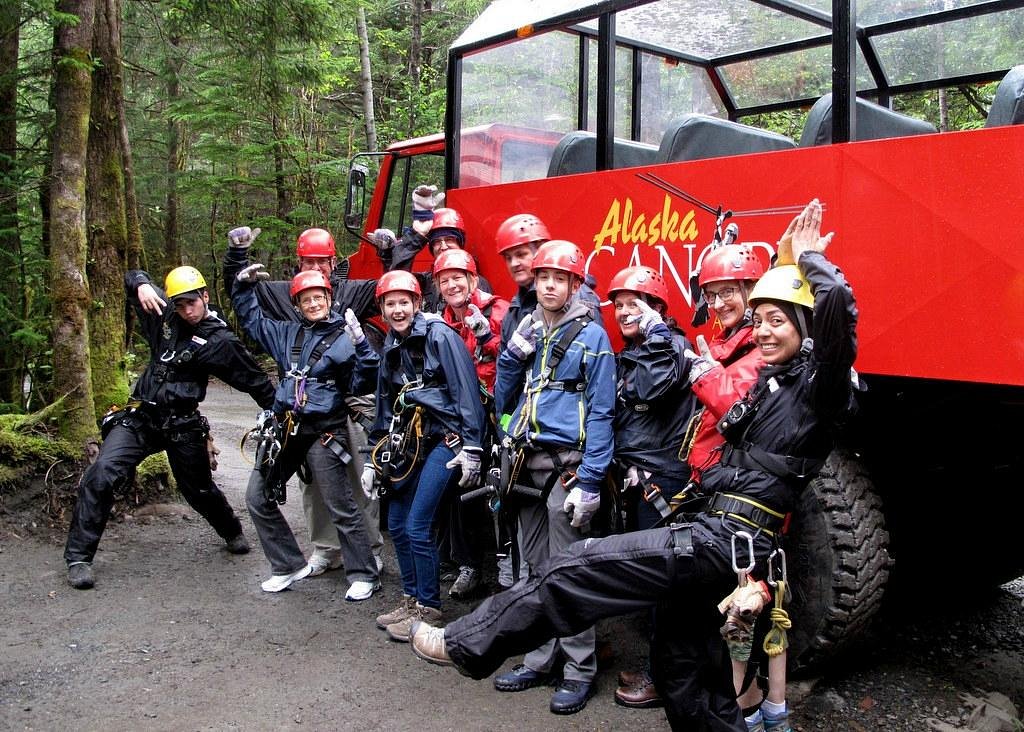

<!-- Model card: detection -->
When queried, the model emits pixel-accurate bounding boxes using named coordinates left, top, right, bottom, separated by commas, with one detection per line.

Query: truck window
left=380, top=152, right=445, bottom=235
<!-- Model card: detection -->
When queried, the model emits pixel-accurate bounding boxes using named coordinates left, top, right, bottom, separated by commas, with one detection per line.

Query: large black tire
left=786, top=449, right=891, bottom=672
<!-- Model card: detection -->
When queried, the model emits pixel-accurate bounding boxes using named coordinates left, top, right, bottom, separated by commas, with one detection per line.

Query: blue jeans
left=388, top=443, right=456, bottom=609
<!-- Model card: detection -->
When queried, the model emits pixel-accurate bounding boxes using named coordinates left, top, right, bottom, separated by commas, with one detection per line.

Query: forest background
left=0, top=0, right=1002, bottom=471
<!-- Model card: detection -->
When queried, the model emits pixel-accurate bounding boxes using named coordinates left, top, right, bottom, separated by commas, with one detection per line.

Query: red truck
left=345, top=0, right=1024, bottom=669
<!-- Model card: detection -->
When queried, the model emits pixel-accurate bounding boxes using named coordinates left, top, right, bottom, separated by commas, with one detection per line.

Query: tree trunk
left=114, top=0, right=141, bottom=273
left=0, top=3, right=22, bottom=404
left=86, top=0, right=130, bottom=416
left=113, top=0, right=141, bottom=344
left=408, top=0, right=423, bottom=136
left=49, top=0, right=98, bottom=445
left=273, top=113, right=288, bottom=222
left=163, top=32, right=182, bottom=269
left=356, top=6, right=377, bottom=151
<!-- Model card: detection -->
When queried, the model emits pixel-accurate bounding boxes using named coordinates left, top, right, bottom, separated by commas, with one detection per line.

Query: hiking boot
left=493, top=664, right=552, bottom=692
left=439, top=564, right=458, bottom=583
left=615, top=675, right=663, bottom=708
left=225, top=534, right=251, bottom=555
left=345, top=579, right=381, bottom=602
left=410, top=620, right=453, bottom=667
left=387, top=603, right=442, bottom=643
left=260, top=564, right=312, bottom=592
left=306, top=549, right=343, bottom=577
left=617, top=668, right=646, bottom=687
left=376, top=595, right=416, bottom=629
left=550, top=679, right=594, bottom=715
left=67, top=562, right=94, bottom=590
left=448, top=566, right=480, bottom=598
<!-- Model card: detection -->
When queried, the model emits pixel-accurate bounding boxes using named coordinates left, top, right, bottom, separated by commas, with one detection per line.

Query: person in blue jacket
left=489, top=240, right=616, bottom=716
left=232, top=265, right=380, bottom=600
left=223, top=225, right=383, bottom=579
left=362, top=270, right=486, bottom=642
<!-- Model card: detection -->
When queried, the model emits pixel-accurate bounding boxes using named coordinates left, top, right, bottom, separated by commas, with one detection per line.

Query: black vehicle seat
left=985, top=65, right=1024, bottom=127
left=657, top=113, right=795, bottom=162
left=546, top=130, right=660, bottom=177
left=799, top=93, right=937, bottom=146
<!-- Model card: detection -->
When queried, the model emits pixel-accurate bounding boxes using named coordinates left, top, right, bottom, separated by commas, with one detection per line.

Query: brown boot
left=617, top=669, right=645, bottom=687
left=387, top=602, right=442, bottom=643
left=615, top=674, right=664, bottom=709
left=376, top=595, right=416, bottom=629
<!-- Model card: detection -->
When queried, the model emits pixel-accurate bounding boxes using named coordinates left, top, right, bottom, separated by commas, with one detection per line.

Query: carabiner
left=730, top=530, right=755, bottom=576
left=767, top=548, right=787, bottom=587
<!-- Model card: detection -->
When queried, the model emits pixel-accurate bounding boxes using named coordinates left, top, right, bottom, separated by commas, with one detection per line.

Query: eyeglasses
left=703, top=286, right=738, bottom=304
left=299, top=294, right=327, bottom=306
left=430, top=236, right=461, bottom=253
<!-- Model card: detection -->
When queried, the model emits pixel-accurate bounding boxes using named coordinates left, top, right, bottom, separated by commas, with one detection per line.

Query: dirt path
left=1, top=381, right=1021, bottom=731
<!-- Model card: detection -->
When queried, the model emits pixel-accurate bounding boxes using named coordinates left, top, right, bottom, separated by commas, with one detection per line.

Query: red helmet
left=698, top=244, right=765, bottom=287
left=531, top=240, right=586, bottom=279
left=375, top=270, right=422, bottom=300
left=430, top=208, right=464, bottom=233
left=432, top=248, right=477, bottom=277
left=290, top=270, right=332, bottom=300
left=496, top=214, right=551, bottom=255
left=607, top=266, right=669, bottom=306
left=296, top=228, right=335, bottom=258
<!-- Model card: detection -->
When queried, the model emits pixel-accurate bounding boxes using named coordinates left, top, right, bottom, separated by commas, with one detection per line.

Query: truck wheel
left=785, top=449, right=891, bottom=672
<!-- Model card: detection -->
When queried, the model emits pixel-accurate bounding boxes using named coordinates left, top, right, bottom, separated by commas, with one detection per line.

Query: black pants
left=64, top=414, right=242, bottom=564
left=437, top=482, right=492, bottom=571
left=443, top=524, right=746, bottom=731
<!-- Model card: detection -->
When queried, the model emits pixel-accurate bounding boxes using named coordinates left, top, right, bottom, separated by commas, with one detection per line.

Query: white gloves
left=685, top=335, right=720, bottom=386
left=236, top=262, right=270, bottom=284
left=628, top=299, right=664, bottom=338
left=361, top=465, right=378, bottom=501
left=563, top=485, right=601, bottom=528
left=445, top=446, right=483, bottom=488
left=412, top=184, right=445, bottom=216
left=256, top=409, right=276, bottom=430
left=344, top=308, right=365, bottom=345
left=464, top=303, right=491, bottom=340
left=228, top=226, right=261, bottom=249
left=507, top=314, right=542, bottom=361
left=370, top=228, right=397, bottom=251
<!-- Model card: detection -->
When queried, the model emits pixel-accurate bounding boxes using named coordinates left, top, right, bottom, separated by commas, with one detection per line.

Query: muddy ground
left=1, top=381, right=1022, bottom=731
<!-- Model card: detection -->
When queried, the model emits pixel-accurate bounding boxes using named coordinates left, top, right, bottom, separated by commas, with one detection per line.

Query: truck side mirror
left=344, top=164, right=368, bottom=229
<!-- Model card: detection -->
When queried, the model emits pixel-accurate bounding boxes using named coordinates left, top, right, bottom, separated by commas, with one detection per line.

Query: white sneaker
left=306, top=550, right=343, bottom=577
left=260, top=564, right=312, bottom=593
left=345, top=579, right=382, bottom=602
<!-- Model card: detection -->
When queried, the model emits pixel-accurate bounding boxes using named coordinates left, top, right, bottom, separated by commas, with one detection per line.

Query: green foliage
left=0, top=409, right=77, bottom=489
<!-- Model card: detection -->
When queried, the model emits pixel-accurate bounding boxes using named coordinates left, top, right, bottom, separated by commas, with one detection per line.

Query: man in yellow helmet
left=64, top=266, right=276, bottom=590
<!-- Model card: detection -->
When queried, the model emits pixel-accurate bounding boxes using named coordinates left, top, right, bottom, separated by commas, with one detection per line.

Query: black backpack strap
left=544, top=314, right=591, bottom=385
left=289, top=328, right=306, bottom=373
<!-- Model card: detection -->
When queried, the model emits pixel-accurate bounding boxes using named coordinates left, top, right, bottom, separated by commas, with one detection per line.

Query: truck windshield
left=448, top=0, right=1024, bottom=187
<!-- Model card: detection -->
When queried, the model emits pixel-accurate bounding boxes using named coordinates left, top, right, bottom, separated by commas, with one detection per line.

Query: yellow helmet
left=747, top=265, right=814, bottom=310
left=164, top=266, right=208, bottom=299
